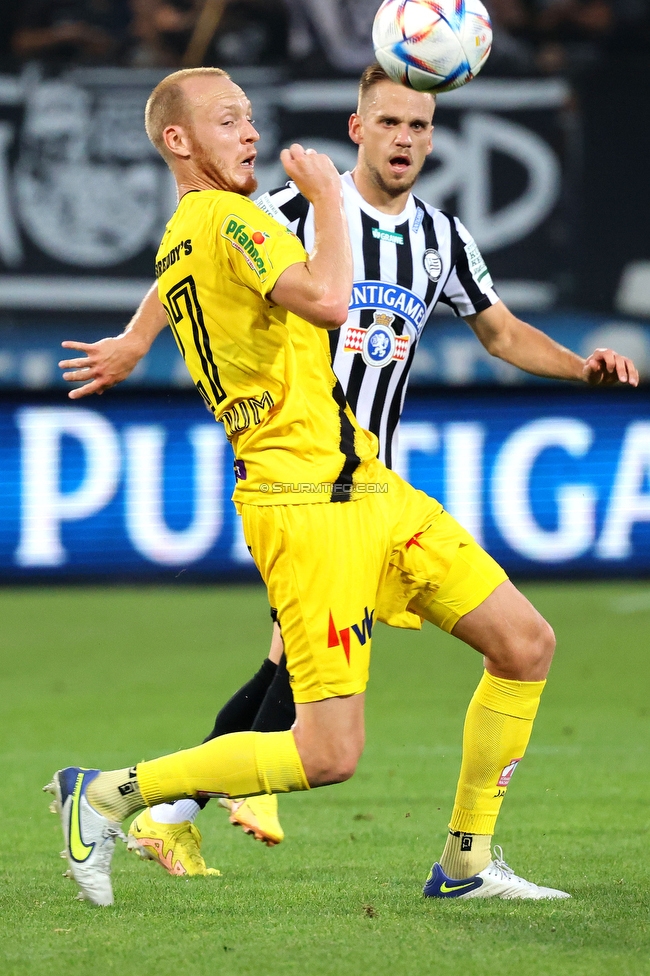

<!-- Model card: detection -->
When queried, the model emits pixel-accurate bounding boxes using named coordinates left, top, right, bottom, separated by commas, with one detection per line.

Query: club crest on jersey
left=344, top=312, right=410, bottom=368
left=423, top=248, right=443, bottom=282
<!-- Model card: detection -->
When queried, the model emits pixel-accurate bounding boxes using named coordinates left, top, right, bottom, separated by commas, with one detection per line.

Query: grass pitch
left=0, top=582, right=649, bottom=976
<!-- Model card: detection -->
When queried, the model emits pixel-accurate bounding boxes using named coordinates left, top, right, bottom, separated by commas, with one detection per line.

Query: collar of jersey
left=341, top=171, right=415, bottom=227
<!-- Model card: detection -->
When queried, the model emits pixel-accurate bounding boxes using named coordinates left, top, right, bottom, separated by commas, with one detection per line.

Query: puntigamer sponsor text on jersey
left=349, top=281, right=427, bottom=333
left=256, top=172, right=498, bottom=469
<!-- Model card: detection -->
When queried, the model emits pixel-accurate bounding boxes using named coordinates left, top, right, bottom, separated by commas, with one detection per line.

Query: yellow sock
left=136, top=730, right=309, bottom=808
left=87, top=767, right=143, bottom=821
left=447, top=669, right=545, bottom=843
left=440, top=831, right=492, bottom=880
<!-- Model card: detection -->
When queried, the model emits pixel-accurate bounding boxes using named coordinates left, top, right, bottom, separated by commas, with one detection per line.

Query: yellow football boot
left=219, top=794, right=284, bottom=847
left=127, top=809, right=221, bottom=877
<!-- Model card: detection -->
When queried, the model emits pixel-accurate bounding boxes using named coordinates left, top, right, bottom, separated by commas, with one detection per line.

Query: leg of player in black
left=202, top=656, right=284, bottom=741
left=202, top=614, right=295, bottom=743
left=250, top=654, right=296, bottom=733
left=153, top=618, right=294, bottom=811
left=211, top=624, right=296, bottom=846
left=127, top=618, right=295, bottom=872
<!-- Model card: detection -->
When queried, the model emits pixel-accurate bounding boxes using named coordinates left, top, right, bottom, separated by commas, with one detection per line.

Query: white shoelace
left=95, top=825, right=127, bottom=863
left=490, top=845, right=516, bottom=880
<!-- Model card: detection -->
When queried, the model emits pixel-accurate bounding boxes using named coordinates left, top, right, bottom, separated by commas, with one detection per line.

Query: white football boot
left=424, top=846, right=571, bottom=900
left=44, top=767, right=125, bottom=907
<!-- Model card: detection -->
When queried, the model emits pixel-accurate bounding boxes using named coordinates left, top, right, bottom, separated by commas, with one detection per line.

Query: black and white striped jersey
left=256, top=171, right=499, bottom=469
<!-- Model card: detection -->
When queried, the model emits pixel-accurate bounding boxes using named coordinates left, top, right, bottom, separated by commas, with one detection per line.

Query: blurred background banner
left=0, top=66, right=648, bottom=391
left=0, top=0, right=648, bottom=580
left=2, top=310, right=649, bottom=391
left=1, top=389, right=649, bottom=580
left=0, top=68, right=572, bottom=311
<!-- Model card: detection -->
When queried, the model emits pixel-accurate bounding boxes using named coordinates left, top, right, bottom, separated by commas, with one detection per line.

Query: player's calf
left=300, top=752, right=360, bottom=787
left=436, top=584, right=559, bottom=884
left=292, top=694, right=366, bottom=787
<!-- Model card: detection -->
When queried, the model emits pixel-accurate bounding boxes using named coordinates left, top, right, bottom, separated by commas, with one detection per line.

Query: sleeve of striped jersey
left=439, top=217, right=499, bottom=317
left=255, top=183, right=311, bottom=245
left=217, top=195, right=307, bottom=298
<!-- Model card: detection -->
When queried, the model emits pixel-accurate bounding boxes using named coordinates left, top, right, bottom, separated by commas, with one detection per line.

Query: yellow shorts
left=240, top=465, right=507, bottom=704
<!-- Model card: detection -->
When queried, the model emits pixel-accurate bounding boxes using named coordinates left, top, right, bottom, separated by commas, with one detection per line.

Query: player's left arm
left=465, top=300, right=639, bottom=387
left=268, top=145, right=351, bottom=330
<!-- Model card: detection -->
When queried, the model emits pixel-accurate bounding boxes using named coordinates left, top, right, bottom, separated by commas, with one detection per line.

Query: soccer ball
left=372, top=0, right=493, bottom=93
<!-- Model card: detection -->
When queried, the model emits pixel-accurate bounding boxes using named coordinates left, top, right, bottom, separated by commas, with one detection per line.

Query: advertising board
left=1, top=389, right=648, bottom=579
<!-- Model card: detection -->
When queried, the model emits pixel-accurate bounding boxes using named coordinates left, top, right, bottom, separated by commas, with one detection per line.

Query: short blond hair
left=145, top=67, right=231, bottom=160
left=357, top=62, right=436, bottom=113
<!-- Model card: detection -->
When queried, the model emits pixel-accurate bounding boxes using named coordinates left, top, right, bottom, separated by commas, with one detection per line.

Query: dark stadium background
left=1, top=7, right=650, bottom=975
left=0, top=0, right=649, bottom=581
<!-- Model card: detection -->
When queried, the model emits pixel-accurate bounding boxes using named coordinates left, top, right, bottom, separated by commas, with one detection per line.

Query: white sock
left=149, top=800, right=201, bottom=825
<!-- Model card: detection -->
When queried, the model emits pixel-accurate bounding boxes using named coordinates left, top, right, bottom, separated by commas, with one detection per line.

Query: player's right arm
left=59, top=283, right=167, bottom=399
left=59, top=146, right=350, bottom=397
left=269, top=144, right=352, bottom=330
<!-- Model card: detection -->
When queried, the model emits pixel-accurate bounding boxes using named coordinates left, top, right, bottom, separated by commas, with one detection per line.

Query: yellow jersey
left=155, top=189, right=378, bottom=505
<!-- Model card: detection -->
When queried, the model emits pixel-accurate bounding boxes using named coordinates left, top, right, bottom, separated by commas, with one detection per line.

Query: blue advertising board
left=2, top=312, right=649, bottom=390
left=0, top=389, right=649, bottom=580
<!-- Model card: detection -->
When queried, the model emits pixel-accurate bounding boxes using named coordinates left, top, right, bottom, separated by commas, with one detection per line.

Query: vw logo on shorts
left=362, top=322, right=396, bottom=367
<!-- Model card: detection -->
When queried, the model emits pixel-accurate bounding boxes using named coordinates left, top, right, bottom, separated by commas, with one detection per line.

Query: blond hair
left=145, top=67, right=231, bottom=160
left=357, top=62, right=436, bottom=112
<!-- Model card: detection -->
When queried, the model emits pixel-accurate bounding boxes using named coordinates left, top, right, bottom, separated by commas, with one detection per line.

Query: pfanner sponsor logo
left=221, top=216, right=271, bottom=280
left=349, top=281, right=427, bottom=334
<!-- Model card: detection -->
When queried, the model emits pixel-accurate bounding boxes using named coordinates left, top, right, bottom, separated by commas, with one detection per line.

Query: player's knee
left=319, top=756, right=360, bottom=786
left=536, top=618, right=556, bottom=668
left=303, top=749, right=361, bottom=787
left=330, top=753, right=360, bottom=784
left=515, top=615, right=555, bottom=677
left=490, top=611, right=555, bottom=680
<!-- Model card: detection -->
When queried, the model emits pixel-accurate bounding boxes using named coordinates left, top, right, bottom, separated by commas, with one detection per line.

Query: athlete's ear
left=163, top=123, right=192, bottom=160
left=348, top=113, right=363, bottom=146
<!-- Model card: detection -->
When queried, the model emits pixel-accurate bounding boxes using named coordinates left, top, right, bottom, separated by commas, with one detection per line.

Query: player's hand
left=59, top=334, right=147, bottom=399
left=582, top=347, right=639, bottom=387
left=279, top=143, right=341, bottom=204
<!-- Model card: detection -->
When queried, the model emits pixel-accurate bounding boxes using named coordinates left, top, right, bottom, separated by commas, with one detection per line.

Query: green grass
left=0, top=582, right=649, bottom=976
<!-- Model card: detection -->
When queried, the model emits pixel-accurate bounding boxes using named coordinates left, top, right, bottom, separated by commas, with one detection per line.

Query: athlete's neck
left=177, top=178, right=217, bottom=197
left=176, top=179, right=250, bottom=199
left=174, top=169, right=255, bottom=199
left=350, top=166, right=411, bottom=216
